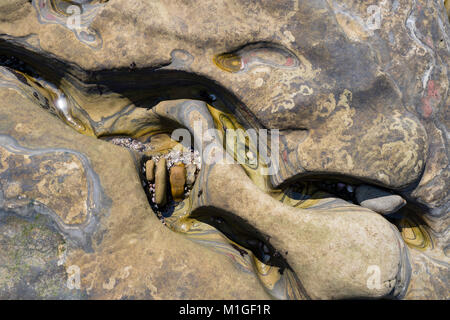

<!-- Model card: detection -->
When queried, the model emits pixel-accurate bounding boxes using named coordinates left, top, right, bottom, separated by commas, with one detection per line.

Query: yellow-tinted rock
left=170, top=163, right=186, bottom=202
left=145, top=159, right=155, bottom=182
left=154, top=158, right=167, bottom=206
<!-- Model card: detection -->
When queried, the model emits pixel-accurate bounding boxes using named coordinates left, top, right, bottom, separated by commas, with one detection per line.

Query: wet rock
left=145, top=159, right=155, bottom=182
left=186, top=164, right=197, bottom=188
left=170, top=162, right=186, bottom=202
left=204, top=161, right=408, bottom=299
left=154, top=158, right=167, bottom=206
left=0, top=89, right=268, bottom=299
left=355, top=185, right=406, bottom=215
left=0, top=0, right=448, bottom=300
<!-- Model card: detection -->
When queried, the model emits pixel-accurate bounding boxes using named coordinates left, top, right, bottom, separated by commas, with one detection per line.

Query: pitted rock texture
left=0, top=145, right=89, bottom=225
left=0, top=0, right=448, bottom=300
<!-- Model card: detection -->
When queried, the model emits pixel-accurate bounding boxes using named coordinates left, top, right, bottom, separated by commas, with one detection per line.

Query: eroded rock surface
left=0, top=88, right=270, bottom=299
left=0, top=0, right=448, bottom=299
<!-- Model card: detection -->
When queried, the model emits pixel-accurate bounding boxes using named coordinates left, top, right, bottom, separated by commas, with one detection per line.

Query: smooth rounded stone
left=170, top=162, right=186, bottom=202
left=355, top=185, right=406, bottom=215
left=154, top=158, right=167, bottom=206
left=145, top=159, right=155, bottom=182
left=185, top=164, right=197, bottom=188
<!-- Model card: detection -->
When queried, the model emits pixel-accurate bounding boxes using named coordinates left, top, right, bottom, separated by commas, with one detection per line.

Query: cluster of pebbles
left=142, top=150, right=201, bottom=219
left=106, top=134, right=201, bottom=219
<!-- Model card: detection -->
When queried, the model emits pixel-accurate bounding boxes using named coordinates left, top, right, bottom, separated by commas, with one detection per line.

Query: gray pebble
left=355, top=185, right=406, bottom=215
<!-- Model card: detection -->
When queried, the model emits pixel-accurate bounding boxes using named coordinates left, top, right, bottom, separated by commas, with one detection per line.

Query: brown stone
left=170, top=163, right=186, bottom=202
left=145, top=159, right=155, bottom=182
left=154, top=158, right=167, bottom=206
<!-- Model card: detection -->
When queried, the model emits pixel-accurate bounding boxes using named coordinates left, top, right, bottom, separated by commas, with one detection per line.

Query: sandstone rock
left=0, top=87, right=268, bottom=299
left=154, top=158, right=167, bottom=206
left=355, top=185, right=406, bottom=215
left=170, top=162, right=186, bottom=202
left=145, top=159, right=155, bottom=182
left=0, top=0, right=448, bottom=300
left=194, top=161, right=409, bottom=299
left=0, top=0, right=446, bottom=214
